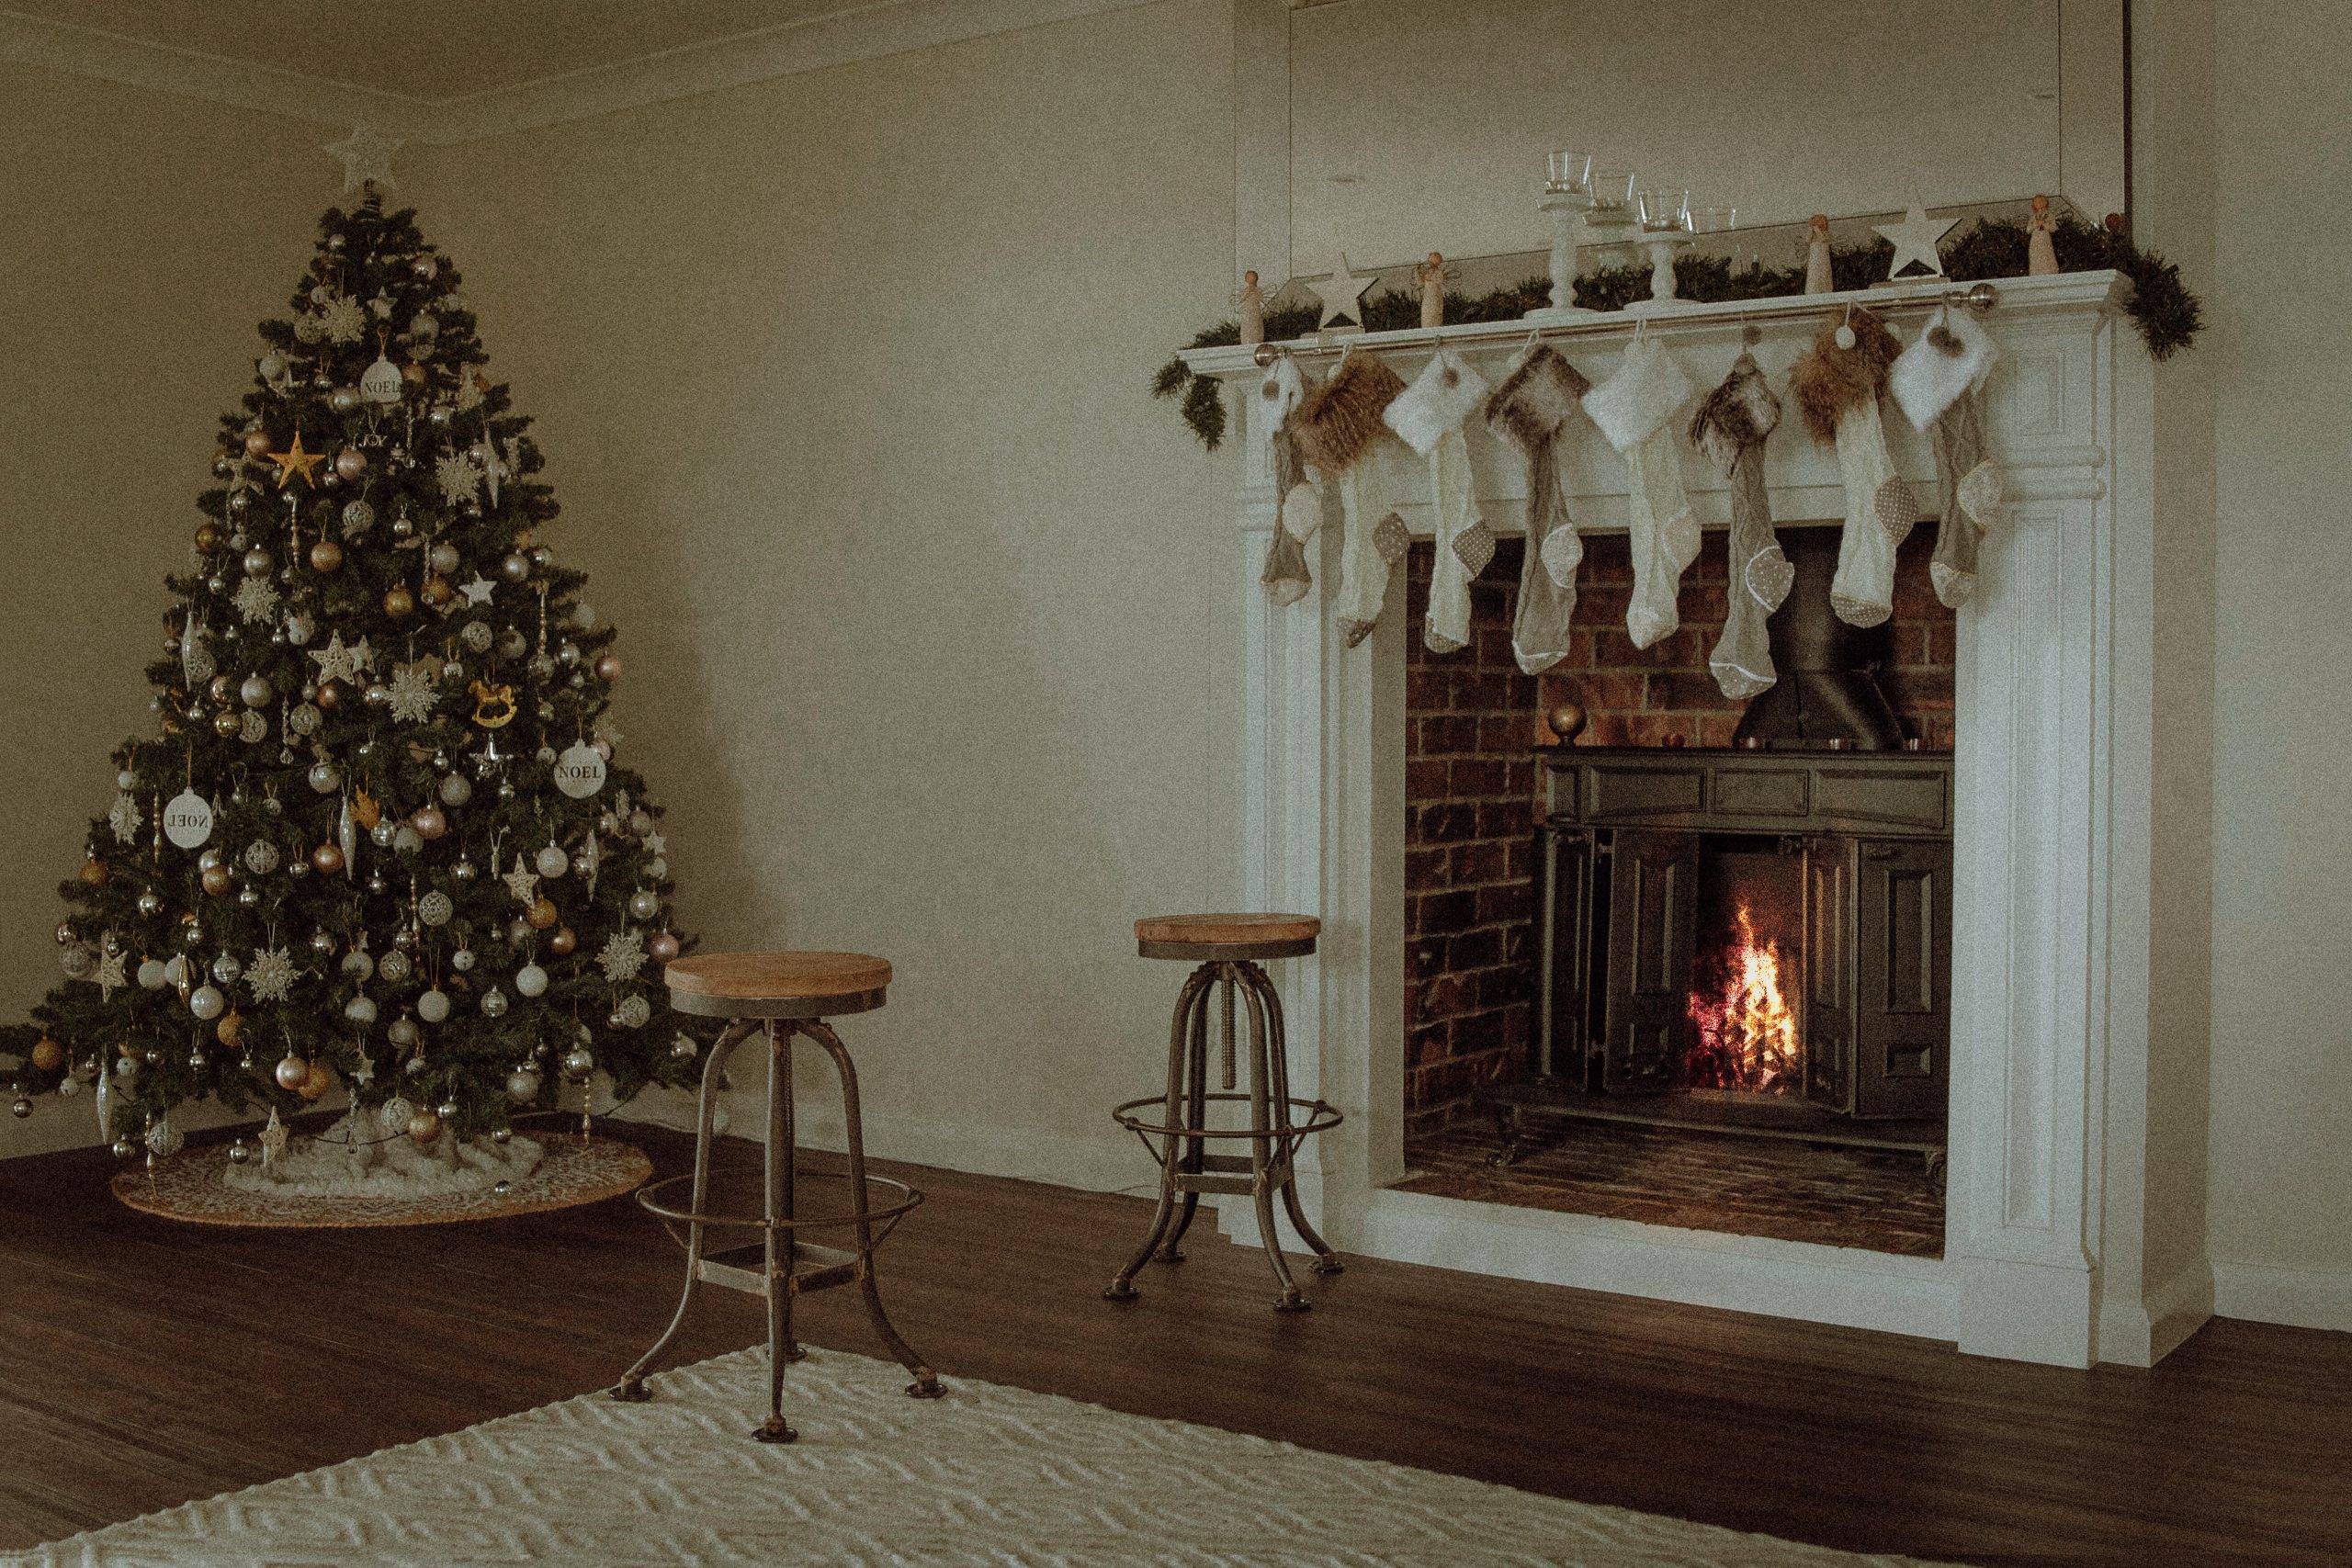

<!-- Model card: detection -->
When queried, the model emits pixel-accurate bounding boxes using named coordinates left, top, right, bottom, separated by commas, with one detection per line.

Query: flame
left=1684, top=904, right=1802, bottom=1093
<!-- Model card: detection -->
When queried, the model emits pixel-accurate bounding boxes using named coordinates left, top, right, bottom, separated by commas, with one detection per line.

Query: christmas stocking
left=1892, top=307, right=2004, bottom=607
left=1384, top=349, right=1492, bottom=653
left=1255, top=355, right=1319, bottom=606
left=1689, top=351, right=1792, bottom=699
left=1295, top=351, right=1409, bottom=649
left=1484, top=345, right=1592, bottom=674
left=1584, top=333, right=1698, bottom=649
left=1790, top=310, right=1920, bottom=627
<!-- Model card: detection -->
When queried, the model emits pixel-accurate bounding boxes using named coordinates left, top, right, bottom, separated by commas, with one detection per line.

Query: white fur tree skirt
left=1, top=1347, right=1953, bottom=1566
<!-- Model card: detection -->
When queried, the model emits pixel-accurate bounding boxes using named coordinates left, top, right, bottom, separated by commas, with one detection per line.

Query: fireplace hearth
left=1485, top=746, right=1953, bottom=1183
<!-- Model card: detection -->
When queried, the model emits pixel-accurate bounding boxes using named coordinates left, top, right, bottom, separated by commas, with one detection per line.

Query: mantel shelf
left=1178, top=268, right=2134, bottom=380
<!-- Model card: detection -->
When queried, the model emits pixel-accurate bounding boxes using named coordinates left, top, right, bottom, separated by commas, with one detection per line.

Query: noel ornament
left=553, top=740, right=606, bottom=798
left=162, top=790, right=214, bottom=850
left=360, top=351, right=404, bottom=404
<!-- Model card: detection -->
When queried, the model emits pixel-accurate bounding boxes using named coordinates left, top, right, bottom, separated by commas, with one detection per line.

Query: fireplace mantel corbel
left=1183, top=266, right=2213, bottom=1368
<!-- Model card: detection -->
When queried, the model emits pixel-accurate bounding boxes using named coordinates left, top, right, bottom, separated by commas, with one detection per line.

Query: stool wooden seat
left=1108, top=916, right=1342, bottom=1311
left=1135, top=912, right=1319, bottom=961
left=665, top=951, right=892, bottom=1018
left=612, top=949, right=941, bottom=1442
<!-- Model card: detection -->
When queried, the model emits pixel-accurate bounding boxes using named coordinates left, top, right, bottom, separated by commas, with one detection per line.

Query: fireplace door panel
left=1601, top=829, right=1698, bottom=1092
left=1803, top=837, right=1858, bottom=1113
left=1854, top=840, right=1953, bottom=1119
left=1534, top=826, right=1593, bottom=1080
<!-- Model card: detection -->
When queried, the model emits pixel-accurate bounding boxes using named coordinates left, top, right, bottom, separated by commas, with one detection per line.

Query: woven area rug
left=2, top=1347, right=1953, bottom=1567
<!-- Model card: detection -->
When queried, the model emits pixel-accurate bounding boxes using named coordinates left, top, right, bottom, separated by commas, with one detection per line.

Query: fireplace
left=1489, top=749, right=1953, bottom=1178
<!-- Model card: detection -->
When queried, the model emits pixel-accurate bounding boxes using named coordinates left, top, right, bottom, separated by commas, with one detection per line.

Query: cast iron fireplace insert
left=1482, top=747, right=1954, bottom=1184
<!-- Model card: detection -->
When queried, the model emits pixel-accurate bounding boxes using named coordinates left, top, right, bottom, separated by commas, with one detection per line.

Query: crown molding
left=1, top=0, right=1161, bottom=146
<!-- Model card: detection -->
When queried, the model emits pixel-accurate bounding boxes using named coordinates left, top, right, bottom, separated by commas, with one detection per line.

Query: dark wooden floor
left=1, top=1127, right=2345, bottom=1566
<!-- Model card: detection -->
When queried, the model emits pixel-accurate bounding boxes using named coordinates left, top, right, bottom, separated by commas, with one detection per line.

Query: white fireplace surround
left=1179, top=269, right=2214, bottom=1369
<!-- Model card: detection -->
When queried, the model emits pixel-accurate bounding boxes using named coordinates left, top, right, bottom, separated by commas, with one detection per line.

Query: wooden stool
left=1106, top=914, right=1344, bottom=1311
left=610, top=951, right=943, bottom=1442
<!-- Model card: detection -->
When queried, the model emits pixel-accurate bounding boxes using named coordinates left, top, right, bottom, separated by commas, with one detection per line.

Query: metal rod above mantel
left=1175, top=268, right=2135, bottom=377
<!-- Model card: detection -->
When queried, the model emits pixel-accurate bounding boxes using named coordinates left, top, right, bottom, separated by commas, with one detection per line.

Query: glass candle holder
left=1686, top=205, right=1738, bottom=233
left=1637, top=186, right=1690, bottom=232
left=1545, top=150, right=1592, bottom=196
left=1589, top=170, right=1635, bottom=214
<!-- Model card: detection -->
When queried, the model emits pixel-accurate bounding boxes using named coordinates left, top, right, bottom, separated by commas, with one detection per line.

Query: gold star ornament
left=266, top=431, right=325, bottom=490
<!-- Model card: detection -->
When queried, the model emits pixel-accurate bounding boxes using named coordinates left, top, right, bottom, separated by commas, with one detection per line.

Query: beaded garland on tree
left=0, top=198, right=709, bottom=1167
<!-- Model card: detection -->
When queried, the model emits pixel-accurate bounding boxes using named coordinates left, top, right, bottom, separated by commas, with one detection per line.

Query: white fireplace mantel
left=1181, top=269, right=2214, bottom=1368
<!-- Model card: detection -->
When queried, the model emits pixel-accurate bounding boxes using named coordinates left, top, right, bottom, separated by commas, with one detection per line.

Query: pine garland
left=1153, top=214, right=2203, bottom=450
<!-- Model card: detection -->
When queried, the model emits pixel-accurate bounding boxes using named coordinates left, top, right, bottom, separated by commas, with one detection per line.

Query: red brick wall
left=1402, top=526, right=1956, bottom=1134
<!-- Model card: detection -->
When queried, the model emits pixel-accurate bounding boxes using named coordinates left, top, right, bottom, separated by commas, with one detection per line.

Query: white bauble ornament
left=514, top=962, right=548, bottom=998
left=377, top=949, right=412, bottom=985
left=439, top=773, right=473, bottom=807
left=535, top=843, right=569, bottom=879
left=360, top=355, right=404, bottom=403
left=450, top=947, right=476, bottom=972
left=163, top=790, right=214, bottom=850
left=341, top=948, right=375, bottom=982
left=137, top=958, right=167, bottom=990
left=615, top=994, right=651, bottom=1029
left=417, top=891, right=454, bottom=927
left=553, top=741, right=606, bottom=799
left=345, top=995, right=377, bottom=1025
left=163, top=953, right=188, bottom=987
left=379, top=1096, right=415, bottom=1132
left=145, top=1117, right=185, bottom=1158
left=505, top=1068, right=541, bottom=1103
left=189, top=984, right=225, bottom=1021
left=416, top=987, right=451, bottom=1024
left=387, top=1017, right=420, bottom=1049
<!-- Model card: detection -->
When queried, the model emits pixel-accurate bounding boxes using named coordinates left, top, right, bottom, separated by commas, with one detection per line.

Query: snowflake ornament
left=592, top=712, right=623, bottom=750
left=453, top=372, right=486, bottom=413
left=245, top=945, right=298, bottom=1003
left=316, top=292, right=367, bottom=344
left=232, top=575, right=282, bottom=626
left=108, top=791, right=142, bottom=845
left=386, top=660, right=440, bottom=724
left=435, top=453, right=477, bottom=501
left=598, top=931, right=648, bottom=985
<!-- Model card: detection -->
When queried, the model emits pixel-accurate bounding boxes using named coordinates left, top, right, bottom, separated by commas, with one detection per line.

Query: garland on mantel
left=1153, top=215, right=2203, bottom=450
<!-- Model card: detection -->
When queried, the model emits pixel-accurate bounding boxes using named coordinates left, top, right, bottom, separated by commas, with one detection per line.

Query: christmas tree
left=1, top=197, right=702, bottom=1181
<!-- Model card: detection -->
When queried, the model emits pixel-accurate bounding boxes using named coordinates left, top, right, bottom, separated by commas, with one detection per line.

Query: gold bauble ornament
left=300, top=1060, right=333, bottom=1101
left=216, top=1010, right=243, bottom=1048
left=526, top=896, right=559, bottom=931
left=401, top=361, right=428, bottom=387
left=1545, top=702, right=1589, bottom=742
left=77, top=855, right=107, bottom=886
left=194, top=521, right=222, bottom=553
left=311, top=841, right=345, bottom=874
left=241, top=429, right=273, bottom=459
left=406, top=1110, right=442, bottom=1145
left=314, top=680, right=341, bottom=710
left=382, top=585, right=415, bottom=619
left=420, top=574, right=453, bottom=607
left=310, top=538, right=344, bottom=572
left=548, top=926, right=576, bottom=956
left=211, top=709, right=242, bottom=737
left=30, top=1036, right=64, bottom=1072
left=200, top=864, right=234, bottom=897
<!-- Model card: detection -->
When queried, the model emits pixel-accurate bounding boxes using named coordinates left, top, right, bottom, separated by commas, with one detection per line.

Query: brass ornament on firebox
left=1545, top=702, right=1588, bottom=741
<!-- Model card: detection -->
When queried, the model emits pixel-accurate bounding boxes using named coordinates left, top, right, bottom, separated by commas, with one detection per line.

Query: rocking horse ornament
left=469, top=679, right=517, bottom=728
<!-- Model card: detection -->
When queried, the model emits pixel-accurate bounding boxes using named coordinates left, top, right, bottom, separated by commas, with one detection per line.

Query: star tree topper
left=1874, top=200, right=1960, bottom=281
left=1310, top=254, right=1374, bottom=331
left=323, top=127, right=403, bottom=193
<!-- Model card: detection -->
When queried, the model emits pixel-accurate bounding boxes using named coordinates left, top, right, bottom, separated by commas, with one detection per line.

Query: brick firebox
left=1402, top=525, right=1957, bottom=1136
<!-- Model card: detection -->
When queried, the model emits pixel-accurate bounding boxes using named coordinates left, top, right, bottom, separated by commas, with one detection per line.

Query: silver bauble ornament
left=308, top=761, right=341, bottom=794
left=112, top=1136, right=137, bottom=1159
left=137, top=890, right=164, bottom=916
left=491, top=1126, right=513, bottom=1145
left=369, top=818, right=398, bottom=848
left=240, top=673, right=275, bottom=708
left=310, top=929, right=337, bottom=954
left=440, top=773, right=473, bottom=807
left=435, top=1100, right=458, bottom=1122
left=209, top=953, right=243, bottom=985
left=387, top=1016, right=420, bottom=1049
left=499, top=553, right=530, bottom=583
left=243, top=547, right=273, bottom=577
left=226, top=1138, right=252, bottom=1165
left=560, top=1046, right=595, bottom=1083
left=670, top=1036, right=698, bottom=1061
left=378, top=949, right=412, bottom=985
left=10, top=1099, right=29, bottom=1120
left=379, top=1097, right=415, bottom=1132
left=628, top=889, right=662, bottom=920
left=481, top=987, right=508, bottom=1018
left=145, top=1117, right=185, bottom=1158
left=505, top=1069, right=540, bottom=1103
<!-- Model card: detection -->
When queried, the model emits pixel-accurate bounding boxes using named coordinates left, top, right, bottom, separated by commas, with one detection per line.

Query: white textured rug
left=5, top=1348, right=1951, bottom=1566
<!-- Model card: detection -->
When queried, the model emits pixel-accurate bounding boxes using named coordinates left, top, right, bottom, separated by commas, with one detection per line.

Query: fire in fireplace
left=1684, top=901, right=1801, bottom=1095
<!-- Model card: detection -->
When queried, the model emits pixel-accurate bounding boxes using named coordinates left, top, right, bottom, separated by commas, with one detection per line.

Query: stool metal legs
left=1106, top=960, right=1343, bottom=1311
left=611, top=1013, right=943, bottom=1442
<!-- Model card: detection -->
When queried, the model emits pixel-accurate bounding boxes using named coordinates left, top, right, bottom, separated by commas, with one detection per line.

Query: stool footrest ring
left=637, top=1169, right=922, bottom=1254
left=1111, top=1091, right=1344, bottom=1143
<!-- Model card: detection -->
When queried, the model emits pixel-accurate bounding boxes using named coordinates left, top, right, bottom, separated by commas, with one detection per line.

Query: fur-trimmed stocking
left=1384, top=350, right=1492, bottom=653
left=1891, top=307, right=2004, bottom=607
left=1484, top=346, right=1592, bottom=674
left=1689, top=352, right=1792, bottom=698
left=1584, top=333, right=1698, bottom=649
left=1789, top=310, right=1921, bottom=627
left=1295, top=352, right=1409, bottom=648
left=1255, top=355, right=1318, bottom=606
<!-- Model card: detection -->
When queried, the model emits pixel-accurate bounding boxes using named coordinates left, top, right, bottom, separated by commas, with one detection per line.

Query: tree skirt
left=110, top=1134, right=650, bottom=1228
left=0, top=1346, right=1955, bottom=1567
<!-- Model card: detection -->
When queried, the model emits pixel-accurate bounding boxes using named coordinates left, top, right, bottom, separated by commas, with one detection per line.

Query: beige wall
left=0, top=66, right=327, bottom=1158
left=2202, top=0, right=2352, bottom=1314
left=413, top=0, right=1237, bottom=1186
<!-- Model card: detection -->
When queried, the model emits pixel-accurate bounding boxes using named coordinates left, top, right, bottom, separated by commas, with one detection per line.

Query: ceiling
left=2, top=0, right=879, bottom=102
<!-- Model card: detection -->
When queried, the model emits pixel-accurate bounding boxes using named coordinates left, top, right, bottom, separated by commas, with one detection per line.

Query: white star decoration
left=503, top=855, right=540, bottom=908
left=1874, top=201, right=1960, bottom=280
left=639, top=830, right=666, bottom=858
left=308, top=632, right=369, bottom=686
left=95, top=948, right=126, bottom=1002
left=458, top=575, right=496, bottom=607
left=323, top=127, right=403, bottom=193
left=1310, top=254, right=1374, bottom=330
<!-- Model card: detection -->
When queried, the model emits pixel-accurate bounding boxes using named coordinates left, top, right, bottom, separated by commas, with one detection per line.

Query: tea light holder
left=1623, top=186, right=1694, bottom=315
left=1525, top=151, right=1602, bottom=324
